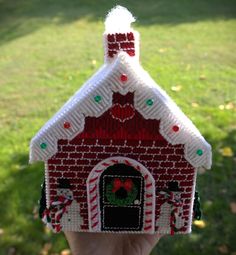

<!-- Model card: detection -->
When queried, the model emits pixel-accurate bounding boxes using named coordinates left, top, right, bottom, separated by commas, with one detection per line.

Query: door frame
left=86, top=156, right=156, bottom=233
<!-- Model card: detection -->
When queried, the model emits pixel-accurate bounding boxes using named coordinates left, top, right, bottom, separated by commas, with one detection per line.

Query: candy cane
left=42, top=208, right=51, bottom=224
left=53, top=197, right=72, bottom=222
left=42, top=195, right=73, bottom=232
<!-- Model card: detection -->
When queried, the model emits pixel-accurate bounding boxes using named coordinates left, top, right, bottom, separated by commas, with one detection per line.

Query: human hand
left=64, top=231, right=161, bottom=255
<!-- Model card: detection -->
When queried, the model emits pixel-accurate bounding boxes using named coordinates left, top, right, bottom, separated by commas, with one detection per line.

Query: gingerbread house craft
left=30, top=6, right=212, bottom=235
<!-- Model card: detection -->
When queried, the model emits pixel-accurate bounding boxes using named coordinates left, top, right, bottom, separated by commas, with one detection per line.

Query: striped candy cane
left=42, top=195, right=73, bottom=232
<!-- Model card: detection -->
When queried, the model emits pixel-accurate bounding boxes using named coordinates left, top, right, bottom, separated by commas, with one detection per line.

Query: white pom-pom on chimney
left=103, top=5, right=140, bottom=63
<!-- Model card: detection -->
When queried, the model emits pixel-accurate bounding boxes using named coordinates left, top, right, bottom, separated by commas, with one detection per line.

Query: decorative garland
left=39, top=181, right=47, bottom=220
left=193, top=191, right=202, bottom=220
left=42, top=195, right=73, bottom=233
left=106, top=178, right=138, bottom=206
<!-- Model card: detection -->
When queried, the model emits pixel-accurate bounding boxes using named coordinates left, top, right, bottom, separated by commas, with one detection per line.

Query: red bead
left=64, top=121, right=71, bottom=129
left=172, top=125, right=179, bottom=132
left=120, top=74, right=128, bottom=82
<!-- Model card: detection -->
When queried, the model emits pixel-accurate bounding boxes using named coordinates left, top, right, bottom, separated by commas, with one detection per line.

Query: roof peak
left=30, top=52, right=211, bottom=169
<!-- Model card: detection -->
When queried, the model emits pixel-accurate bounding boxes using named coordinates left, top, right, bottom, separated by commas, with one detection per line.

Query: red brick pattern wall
left=47, top=138, right=195, bottom=231
left=107, top=32, right=135, bottom=58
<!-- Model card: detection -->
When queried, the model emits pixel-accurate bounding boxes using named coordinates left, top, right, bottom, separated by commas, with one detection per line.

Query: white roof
left=30, top=52, right=212, bottom=169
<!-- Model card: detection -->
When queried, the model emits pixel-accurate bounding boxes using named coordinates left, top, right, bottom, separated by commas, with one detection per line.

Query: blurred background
left=0, top=0, right=235, bottom=254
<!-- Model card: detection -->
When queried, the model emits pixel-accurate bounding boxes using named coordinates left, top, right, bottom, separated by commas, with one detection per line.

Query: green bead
left=146, top=99, right=153, bottom=106
left=196, top=149, right=203, bottom=156
left=40, top=142, right=47, bottom=149
left=94, top=95, right=102, bottom=102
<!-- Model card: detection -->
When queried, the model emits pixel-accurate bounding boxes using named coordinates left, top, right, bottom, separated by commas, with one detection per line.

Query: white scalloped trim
left=30, top=52, right=211, bottom=169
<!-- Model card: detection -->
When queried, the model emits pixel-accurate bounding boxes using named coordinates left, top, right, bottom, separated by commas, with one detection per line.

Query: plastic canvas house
left=30, top=6, right=212, bottom=234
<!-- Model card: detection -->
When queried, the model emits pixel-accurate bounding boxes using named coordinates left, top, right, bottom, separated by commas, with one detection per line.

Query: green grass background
left=0, top=0, right=235, bottom=254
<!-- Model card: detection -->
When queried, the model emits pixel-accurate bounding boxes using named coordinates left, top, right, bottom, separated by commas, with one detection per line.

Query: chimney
left=104, top=6, right=140, bottom=63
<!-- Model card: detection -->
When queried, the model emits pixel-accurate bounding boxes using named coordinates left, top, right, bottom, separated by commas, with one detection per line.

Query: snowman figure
left=55, top=179, right=83, bottom=231
left=156, top=182, right=183, bottom=234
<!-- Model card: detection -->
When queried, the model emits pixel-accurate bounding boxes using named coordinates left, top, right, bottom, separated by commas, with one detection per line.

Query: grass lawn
left=0, top=0, right=235, bottom=254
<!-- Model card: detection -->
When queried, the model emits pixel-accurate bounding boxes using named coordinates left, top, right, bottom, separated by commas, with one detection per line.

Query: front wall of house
left=46, top=93, right=195, bottom=233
